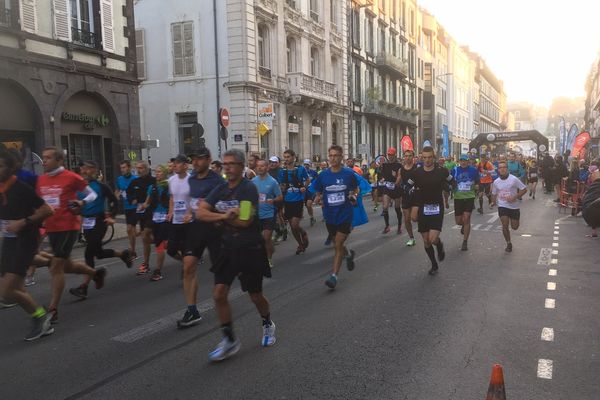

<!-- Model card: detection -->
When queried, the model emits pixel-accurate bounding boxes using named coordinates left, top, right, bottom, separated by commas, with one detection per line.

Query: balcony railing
left=364, top=99, right=418, bottom=125
left=0, top=7, right=15, bottom=28
left=71, top=27, right=100, bottom=49
left=375, top=52, right=409, bottom=78
left=287, top=72, right=337, bottom=104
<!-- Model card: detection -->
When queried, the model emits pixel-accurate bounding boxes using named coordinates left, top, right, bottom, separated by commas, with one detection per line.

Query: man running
left=476, top=153, right=495, bottom=214
left=68, top=161, right=132, bottom=299
left=253, top=159, right=283, bottom=267
left=451, top=154, right=480, bottom=251
left=127, top=161, right=156, bottom=274
left=178, top=148, right=224, bottom=328
left=303, top=159, right=318, bottom=226
left=399, top=149, right=419, bottom=246
left=0, top=150, right=55, bottom=340
left=244, top=154, right=258, bottom=180
left=312, top=145, right=359, bottom=289
left=491, top=161, right=527, bottom=252
left=167, top=155, right=191, bottom=264
left=380, top=147, right=403, bottom=234
left=268, top=156, right=286, bottom=242
left=115, top=160, right=138, bottom=258
left=413, top=146, right=453, bottom=275
left=527, top=160, right=539, bottom=200
left=143, top=165, right=170, bottom=281
left=198, top=149, right=275, bottom=361
left=37, top=147, right=105, bottom=322
left=279, top=149, right=310, bottom=254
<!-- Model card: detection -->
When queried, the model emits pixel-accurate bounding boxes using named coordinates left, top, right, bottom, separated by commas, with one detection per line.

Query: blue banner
left=559, top=117, right=566, bottom=154
left=442, top=124, right=449, bottom=158
left=566, top=123, right=579, bottom=154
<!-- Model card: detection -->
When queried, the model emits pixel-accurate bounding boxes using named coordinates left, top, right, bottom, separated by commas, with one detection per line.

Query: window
left=352, top=8, right=360, bottom=47
left=285, top=0, right=298, bottom=10
left=135, top=29, right=146, bottom=80
left=69, top=0, right=97, bottom=48
left=330, top=0, right=337, bottom=30
left=172, top=21, right=195, bottom=76
left=310, top=0, right=319, bottom=22
left=354, top=64, right=361, bottom=103
left=366, top=18, right=374, bottom=54
left=391, top=35, right=396, bottom=57
left=379, top=27, right=385, bottom=53
left=380, top=75, right=386, bottom=101
left=0, top=0, right=11, bottom=27
left=177, top=113, right=203, bottom=154
left=286, top=37, right=297, bottom=73
left=331, top=57, right=339, bottom=93
left=310, top=46, right=320, bottom=77
left=258, top=24, right=270, bottom=71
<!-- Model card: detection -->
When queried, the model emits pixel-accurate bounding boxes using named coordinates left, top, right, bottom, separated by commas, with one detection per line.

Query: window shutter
left=135, top=29, right=146, bottom=80
left=53, top=0, right=70, bottom=41
left=182, top=21, right=194, bottom=75
left=171, top=23, right=184, bottom=76
left=20, top=0, right=37, bottom=33
left=100, top=0, right=114, bottom=52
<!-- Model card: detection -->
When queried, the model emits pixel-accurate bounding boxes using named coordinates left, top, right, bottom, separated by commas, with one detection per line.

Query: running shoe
left=209, top=337, right=241, bottom=362
left=68, top=284, right=88, bottom=299
left=397, top=226, right=402, bottom=235
left=325, top=274, right=338, bottom=289
left=373, top=205, right=378, bottom=212
left=295, top=245, right=305, bottom=255
left=0, top=299, right=17, bottom=309
left=382, top=226, right=391, bottom=234
left=268, top=259, right=274, bottom=268
left=324, top=236, right=332, bottom=246
left=262, top=321, right=276, bottom=347
left=310, top=217, right=316, bottom=226
left=477, top=207, right=483, bottom=214
left=461, top=240, right=468, bottom=251
left=150, top=269, right=163, bottom=281
left=505, top=242, right=513, bottom=252
left=136, top=263, right=150, bottom=275
left=460, top=225, right=464, bottom=235
left=346, top=249, right=356, bottom=271
left=428, top=264, right=439, bottom=276
left=176, top=309, right=202, bottom=328
left=435, top=241, right=445, bottom=262
left=25, top=275, right=36, bottom=287
left=25, top=313, right=54, bottom=341
left=120, top=249, right=133, bottom=268
left=93, top=267, right=107, bottom=289
left=282, top=229, right=288, bottom=241
left=406, top=238, right=416, bottom=246
left=48, top=308, right=58, bottom=324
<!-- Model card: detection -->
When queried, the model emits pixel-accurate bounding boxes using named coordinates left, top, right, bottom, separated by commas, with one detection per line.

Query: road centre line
left=553, top=231, right=559, bottom=235
left=552, top=250, right=558, bottom=255
left=545, top=298, right=556, bottom=309
left=537, top=359, right=553, bottom=379
left=541, top=327, right=555, bottom=341
left=549, top=269, right=557, bottom=276
left=547, top=282, right=556, bottom=291
left=552, top=243, right=559, bottom=247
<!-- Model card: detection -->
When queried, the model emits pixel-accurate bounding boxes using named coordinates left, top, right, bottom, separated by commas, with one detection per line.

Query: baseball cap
left=269, top=156, right=280, bottom=163
left=82, top=160, right=98, bottom=168
left=459, top=154, right=469, bottom=161
left=387, top=147, right=397, bottom=155
left=190, top=147, right=211, bottom=159
left=173, top=154, right=188, bottom=163
left=303, top=159, right=311, bottom=165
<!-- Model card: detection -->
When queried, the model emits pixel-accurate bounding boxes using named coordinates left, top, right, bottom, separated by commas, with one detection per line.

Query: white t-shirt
left=492, top=174, right=527, bottom=210
left=168, top=174, right=191, bottom=224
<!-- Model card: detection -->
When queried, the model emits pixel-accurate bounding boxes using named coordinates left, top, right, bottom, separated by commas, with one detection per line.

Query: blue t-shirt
left=252, top=174, right=282, bottom=220
left=312, top=167, right=358, bottom=225
left=507, top=160, right=524, bottom=178
left=307, top=168, right=318, bottom=180
left=278, top=166, right=309, bottom=202
left=451, top=166, right=480, bottom=199
left=79, top=180, right=106, bottom=216
left=116, top=174, right=137, bottom=210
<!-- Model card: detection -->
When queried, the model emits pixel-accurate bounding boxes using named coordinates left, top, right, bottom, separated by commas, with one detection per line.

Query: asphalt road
left=1, top=192, right=599, bottom=399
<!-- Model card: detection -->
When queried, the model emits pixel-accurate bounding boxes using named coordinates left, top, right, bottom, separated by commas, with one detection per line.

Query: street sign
left=219, top=108, right=230, bottom=128
left=128, top=151, right=137, bottom=161
left=234, top=134, right=243, bottom=142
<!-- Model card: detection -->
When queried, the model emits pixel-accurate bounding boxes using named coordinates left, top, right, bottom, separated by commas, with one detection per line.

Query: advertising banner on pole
left=566, top=123, right=579, bottom=153
left=442, top=124, right=449, bottom=158
left=571, top=131, right=591, bottom=158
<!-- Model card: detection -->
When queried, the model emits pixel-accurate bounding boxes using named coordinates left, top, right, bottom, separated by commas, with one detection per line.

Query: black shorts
left=498, top=207, right=520, bottom=221
left=284, top=201, right=304, bottom=220
left=304, top=192, right=316, bottom=203
left=401, top=194, right=419, bottom=209
left=259, top=217, right=276, bottom=232
left=0, top=236, right=38, bottom=277
left=213, top=246, right=271, bottom=293
left=417, top=203, right=444, bottom=233
left=48, top=230, right=79, bottom=259
left=184, top=222, right=222, bottom=262
left=152, top=221, right=170, bottom=246
left=454, top=198, right=475, bottom=216
left=167, top=223, right=188, bottom=256
left=528, top=178, right=538, bottom=184
left=383, top=187, right=403, bottom=199
left=478, top=183, right=492, bottom=195
left=125, top=209, right=151, bottom=230
left=326, top=220, right=352, bottom=236
left=376, top=186, right=385, bottom=197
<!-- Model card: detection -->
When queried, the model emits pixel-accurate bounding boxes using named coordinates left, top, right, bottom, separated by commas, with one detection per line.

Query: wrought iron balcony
left=364, top=99, right=418, bottom=126
left=287, top=72, right=338, bottom=104
left=0, top=7, right=15, bottom=28
left=71, top=27, right=100, bottom=49
left=375, top=52, right=409, bottom=79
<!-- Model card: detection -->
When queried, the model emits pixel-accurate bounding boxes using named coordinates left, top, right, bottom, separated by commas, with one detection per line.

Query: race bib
left=0, top=220, right=16, bottom=238
left=259, top=193, right=267, bottom=203
left=172, top=200, right=187, bottom=224
left=287, top=187, right=300, bottom=193
left=136, top=204, right=145, bottom=214
left=499, top=191, right=512, bottom=201
left=190, top=198, right=201, bottom=211
left=423, top=203, right=440, bottom=216
left=82, top=217, right=96, bottom=230
left=385, top=181, right=396, bottom=190
left=121, top=191, right=127, bottom=200
left=458, top=181, right=472, bottom=192
left=215, top=200, right=240, bottom=213
left=530, top=173, right=538, bottom=178
left=327, top=192, right=345, bottom=206
left=43, top=195, right=60, bottom=209
left=152, top=212, right=167, bottom=223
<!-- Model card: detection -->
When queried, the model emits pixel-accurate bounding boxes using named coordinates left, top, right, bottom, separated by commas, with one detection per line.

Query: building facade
left=584, top=56, right=600, bottom=157
left=0, top=0, right=140, bottom=183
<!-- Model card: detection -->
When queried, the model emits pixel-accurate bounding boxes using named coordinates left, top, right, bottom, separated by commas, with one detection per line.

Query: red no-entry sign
left=219, top=108, right=230, bottom=128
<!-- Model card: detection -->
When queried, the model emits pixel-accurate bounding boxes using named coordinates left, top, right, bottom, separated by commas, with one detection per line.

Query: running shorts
left=48, top=230, right=79, bottom=259
left=213, top=246, right=271, bottom=293
left=326, top=220, right=352, bottom=236
left=498, top=207, right=520, bottom=221
left=478, top=183, right=491, bottom=195
left=417, top=203, right=444, bottom=233
left=401, top=194, right=419, bottom=209
left=259, top=217, right=276, bottom=232
left=284, top=201, right=304, bottom=220
left=0, top=236, right=38, bottom=277
left=453, top=198, right=475, bottom=216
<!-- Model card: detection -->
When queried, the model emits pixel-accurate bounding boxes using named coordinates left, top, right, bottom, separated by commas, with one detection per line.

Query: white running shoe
left=209, top=337, right=241, bottom=362
left=262, top=321, right=276, bottom=347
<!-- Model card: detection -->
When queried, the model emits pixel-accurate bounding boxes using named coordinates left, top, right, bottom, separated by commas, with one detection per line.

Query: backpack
left=282, top=166, right=302, bottom=189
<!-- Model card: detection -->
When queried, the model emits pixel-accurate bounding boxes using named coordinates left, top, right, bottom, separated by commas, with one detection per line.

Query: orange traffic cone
left=485, top=364, right=507, bottom=400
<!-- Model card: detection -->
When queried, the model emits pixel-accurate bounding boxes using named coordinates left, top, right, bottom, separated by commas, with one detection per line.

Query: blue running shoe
left=325, top=275, right=337, bottom=289
left=261, top=321, right=276, bottom=347
left=209, top=337, right=241, bottom=362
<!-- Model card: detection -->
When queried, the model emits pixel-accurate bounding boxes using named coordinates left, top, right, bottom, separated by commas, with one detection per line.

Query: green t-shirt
left=443, top=161, right=456, bottom=170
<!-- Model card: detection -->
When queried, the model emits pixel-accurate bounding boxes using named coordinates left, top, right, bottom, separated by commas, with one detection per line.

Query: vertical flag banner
left=442, top=124, right=449, bottom=158
left=559, top=117, right=566, bottom=154
left=401, top=135, right=414, bottom=152
left=571, top=131, right=591, bottom=158
left=566, top=123, right=579, bottom=153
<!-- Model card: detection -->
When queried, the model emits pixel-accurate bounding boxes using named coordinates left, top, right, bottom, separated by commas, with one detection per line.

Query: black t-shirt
left=127, top=175, right=156, bottom=204
left=413, top=165, right=451, bottom=205
left=205, top=178, right=262, bottom=248
left=582, top=180, right=600, bottom=210
left=0, top=179, right=44, bottom=239
left=380, top=161, right=402, bottom=183
left=400, top=164, right=418, bottom=195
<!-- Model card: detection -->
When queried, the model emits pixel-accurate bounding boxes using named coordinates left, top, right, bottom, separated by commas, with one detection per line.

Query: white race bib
left=327, top=192, right=345, bottom=206
left=259, top=193, right=267, bottom=203
left=82, top=217, right=96, bottom=230
left=385, top=181, right=396, bottom=190
left=530, top=173, right=537, bottom=178
left=458, top=181, right=472, bottom=192
left=152, top=212, right=167, bottom=223
left=136, top=204, right=145, bottom=214
left=121, top=191, right=127, bottom=200
left=190, top=198, right=201, bottom=211
left=172, top=201, right=187, bottom=224
left=0, top=220, right=16, bottom=238
left=43, top=195, right=60, bottom=210
left=423, top=203, right=440, bottom=216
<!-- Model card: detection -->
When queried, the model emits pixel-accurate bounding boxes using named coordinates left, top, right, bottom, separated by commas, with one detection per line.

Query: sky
left=418, top=0, right=600, bottom=108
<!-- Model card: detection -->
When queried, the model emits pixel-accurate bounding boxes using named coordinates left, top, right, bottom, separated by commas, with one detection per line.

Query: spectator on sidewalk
left=582, top=161, right=600, bottom=238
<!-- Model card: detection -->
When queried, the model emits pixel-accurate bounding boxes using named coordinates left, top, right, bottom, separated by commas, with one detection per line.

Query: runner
left=412, top=146, right=452, bottom=275
left=167, top=155, right=191, bottom=264
left=68, top=161, right=132, bottom=299
left=127, top=161, right=156, bottom=274
left=279, top=149, right=310, bottom=255
left=312, top=145, right=359, bottom=289
left=198, top=149, right=275, bottom=361
left=178, top=148, right=224, bottom=328
left=303, top=159, right=318, bottom=226
left=400, top=149, right=419, bottom=246
left=490, top=160, right=528, bottom=252
left=368, top=161, right=380, bottom=212
left=244, top=154, right=258, bottom=180
left=476, top=153, right=495, bottom=214
left=253, top=159, right=283, bottom=267
left=268, top=156, right=286, bottom=242
left=451, top=154, right=480, bottom=251
left=36, top=147, right=106, bottom=322
left=143, top=165, right=171, bottom=281
left=115, top=160, right=138, bottom=259
left=380, top=147, right=403, bottom=234
left=527, top=160, right=539, bottom=200
left=0, top=150, right=55, bottom=340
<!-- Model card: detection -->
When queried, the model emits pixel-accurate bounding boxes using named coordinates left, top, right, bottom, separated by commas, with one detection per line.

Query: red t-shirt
left=37, top=169, right=88, bottom=232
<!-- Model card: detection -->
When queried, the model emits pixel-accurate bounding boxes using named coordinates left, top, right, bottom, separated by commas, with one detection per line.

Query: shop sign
left=62, top=112, right=110, bottom=130
left=258, top=103, right=274, bottom=130
left=288, top=123, right=299, bottom=133
left=311, top=126, right=322, bottom=135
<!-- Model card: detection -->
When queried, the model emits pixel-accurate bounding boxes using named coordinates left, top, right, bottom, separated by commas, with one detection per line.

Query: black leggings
left=84, top=218, right=116, bottom=268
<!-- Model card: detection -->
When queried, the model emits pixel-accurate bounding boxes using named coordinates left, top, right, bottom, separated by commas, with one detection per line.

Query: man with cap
left=380, top=147, right=404, bottom=234
left=451, top=154, right=480, bottom=251
left=303, top=159, right=318, bottom=226
left=127, top=161, right=156, bottom=275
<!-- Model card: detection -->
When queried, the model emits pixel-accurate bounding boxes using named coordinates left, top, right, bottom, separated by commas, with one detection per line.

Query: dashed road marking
left=547, top=282, right=556, bottom=291
left=487, top=214, right=500, bottom=224
left=552, top=250, right=558, bottom=255
left=553, top=231, right=559, bottom=235
left=545, top=298, right=556, bottom=309
left=552, top=243, right=559, bottom=247
left=553, top=236, right=559, bottom=241
left=551, top=259, right=558, bottom=265
left=549, top=269, right=557, bottom=276
left=541, top=327, right=555, bottom=342
left=537, top=359, right=553, bottom=379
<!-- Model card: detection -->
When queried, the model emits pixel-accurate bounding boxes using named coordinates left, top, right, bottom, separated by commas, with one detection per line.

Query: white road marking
left=552, top=243, right=559, bottom=247
left=537, top=359, right=553, bottom=379
left=537, top=248, right=552, bottom=265
left=472, top=224, right=482, bottom=231
left=487, top=214, right=500, bottom=224
left=541, top=327, right=555, bottom=342
left=481, top=224, right=493, bottom=231
left=551, top=258, right=558, bottom=264
left=549, top=269, right=557, bottom=276
left=553, top=231, right=559, bottom=235
left=447, top=210, right=455, bottom=215
left=553, top=236, right=559, bottom=241
left=545, top=298, right=556, bottom=309
left=552, top=250, right=558, bottom=255
left=547, top=282, right=556, bottom=291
